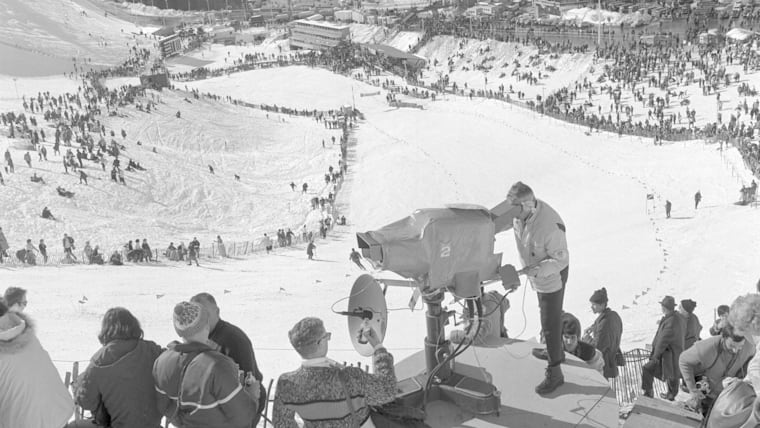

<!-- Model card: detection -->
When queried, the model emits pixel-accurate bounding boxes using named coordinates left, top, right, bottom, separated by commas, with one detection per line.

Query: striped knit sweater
left=272, top=347, right=396, bottom=428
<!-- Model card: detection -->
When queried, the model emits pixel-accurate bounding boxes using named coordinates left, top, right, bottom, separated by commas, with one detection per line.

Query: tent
left=726, top=28, right=755, bottom=42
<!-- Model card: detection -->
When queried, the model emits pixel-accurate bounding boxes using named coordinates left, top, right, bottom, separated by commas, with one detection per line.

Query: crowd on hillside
left=0, top=41, right=359, bottom=267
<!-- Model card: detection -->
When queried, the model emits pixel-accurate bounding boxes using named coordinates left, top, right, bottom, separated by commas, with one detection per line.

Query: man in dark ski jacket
left=583, top=287, right=623, bottom=379
left=191, top=292, right=266, bottom=427
left=642, top=296, right=684, bottom=400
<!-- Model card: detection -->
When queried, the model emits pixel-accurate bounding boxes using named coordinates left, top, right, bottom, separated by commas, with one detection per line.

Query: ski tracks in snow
left=362, top=118, right=465, bottom=201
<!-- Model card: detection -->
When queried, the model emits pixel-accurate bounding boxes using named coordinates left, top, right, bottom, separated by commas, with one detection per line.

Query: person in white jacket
left=0, top=300, right=74, bottom=428
left=500, top=181, right=570, bottom=395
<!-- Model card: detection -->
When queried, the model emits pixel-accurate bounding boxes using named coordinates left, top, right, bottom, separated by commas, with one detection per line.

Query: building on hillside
left=159, top=35, right=183, bottom=58
left=533, top=0, right=582, bottom=17
left=465, top=2, right=504, bottom=16
left=212, top=26, right=237, bottom=44
left=289, top=19, right=350, bottom=50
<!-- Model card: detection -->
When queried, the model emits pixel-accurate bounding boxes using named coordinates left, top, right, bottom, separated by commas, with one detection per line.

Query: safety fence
left=612, top=348, right=668, bottom=408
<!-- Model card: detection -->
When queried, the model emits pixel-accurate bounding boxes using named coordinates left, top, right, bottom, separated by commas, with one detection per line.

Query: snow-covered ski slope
left=2, top=0, right=760, bottom=402
left=0, top=86, right=345, bottom=253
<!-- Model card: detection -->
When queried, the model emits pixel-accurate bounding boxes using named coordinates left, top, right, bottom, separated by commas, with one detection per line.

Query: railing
left=612, top=348, right=669, bottom=408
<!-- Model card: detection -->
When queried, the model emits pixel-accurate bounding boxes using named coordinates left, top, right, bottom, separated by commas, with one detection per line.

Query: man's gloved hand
left=642, top=359, right=657, bottom=372
left=244, top=377, right=261, bottom=404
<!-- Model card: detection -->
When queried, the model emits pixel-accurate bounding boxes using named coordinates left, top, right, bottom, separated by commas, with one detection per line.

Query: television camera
left=349, top=200, right=522, bottom=416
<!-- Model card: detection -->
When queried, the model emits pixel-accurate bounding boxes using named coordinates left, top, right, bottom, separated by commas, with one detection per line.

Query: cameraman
left=501, top=181, right=569, bottom=395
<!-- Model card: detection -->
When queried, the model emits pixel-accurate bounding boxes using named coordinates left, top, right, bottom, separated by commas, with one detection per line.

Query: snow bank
left=119, top=1, right=195, bottom=17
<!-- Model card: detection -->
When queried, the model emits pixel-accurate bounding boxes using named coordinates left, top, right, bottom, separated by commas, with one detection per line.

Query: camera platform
left=394, top=338, right=619, bottom=427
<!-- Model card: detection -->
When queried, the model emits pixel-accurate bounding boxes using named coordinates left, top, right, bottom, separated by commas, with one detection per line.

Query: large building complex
left=289, top=19, right=350, bottom=49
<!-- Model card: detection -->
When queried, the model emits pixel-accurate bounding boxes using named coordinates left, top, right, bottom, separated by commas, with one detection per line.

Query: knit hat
left=173, top=301, right=208, bottom=339
left=589, top=287, right=608, bottom=304
left=660, top=296, right=676, bottom=311
left=681, top=299, right=697, bottom=314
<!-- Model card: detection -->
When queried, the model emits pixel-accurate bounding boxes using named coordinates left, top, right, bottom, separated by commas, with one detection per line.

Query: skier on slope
left=349, top=248, right=366, bottom=270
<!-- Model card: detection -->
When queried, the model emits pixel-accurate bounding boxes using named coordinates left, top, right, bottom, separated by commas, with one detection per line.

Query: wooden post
left=72, top=362, right=81, bottom=420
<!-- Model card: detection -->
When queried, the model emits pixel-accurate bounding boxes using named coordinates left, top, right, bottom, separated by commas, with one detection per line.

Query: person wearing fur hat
left=69, top=307, right=163, bottom=428
left=679, top=299, right=703, bottom=350
left=642, top=296, right=684, bottom=400
left=153, top=301, right=260, bottom=428
left=582, top=287, right=623, bottom=379
left=0, top=299, right=74, bottom=428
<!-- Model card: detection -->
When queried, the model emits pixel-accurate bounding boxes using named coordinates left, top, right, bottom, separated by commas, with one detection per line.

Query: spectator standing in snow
left=70, top=308, right=163, bottom=428
left=306, top=241, right=316, bottom=260
left=62, top=233, right=77, bottom=262
left=142, top=238, right=153, bottom=262
left=192, top=293, right=266, bottom=427
left=79, top=170, right=88, bottom=185
left=38, top=239, right=47, bottom=264
left=695, top=191, right=702, bottom=209
left=263, top=234, right=272, bottom=254
left=0, top=300, right=74, bottom=428
left=23, top=151, right=31, bottom=168
left=188, top=237, right=200, bottom=266
left=665, top=200, right=672, bottom=218
left=5, top=148, right=14, bottom=173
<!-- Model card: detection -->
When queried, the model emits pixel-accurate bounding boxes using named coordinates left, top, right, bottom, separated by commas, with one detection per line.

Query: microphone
left=338, top=308, right=374, bottom=320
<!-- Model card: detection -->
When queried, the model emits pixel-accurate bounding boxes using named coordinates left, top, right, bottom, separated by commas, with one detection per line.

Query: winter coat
left=0, top=312, right=74, bottom=428
left=512, top=199, right=569, bottom=293
left=273, top=347, right=397, bottom=428
left=0, top=230, right=8, bottom=252
left=74, top=339, right=163, bottom=428
left=679, top=335, right=754, bottom=398
left=208, top=319, right=263, bottom=382
left=680, top=312, right=703, bottom=350
left=650, top=312, right=685, bottom=381
left=587, top=308, right=623, bottom=379
left=153, top=340, right=258, bottom=428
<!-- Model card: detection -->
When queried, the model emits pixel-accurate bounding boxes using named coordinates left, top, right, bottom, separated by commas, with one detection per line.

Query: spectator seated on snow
left=90, top=247, right=104, bottom=265
left=56, top=186, right=75, bottom=198
left=109, top=252, right=123, bottom=266
left=165, top=243, right=178, bottom=261
left=41, top=207, right=55, bottom=220
left=127, top=248, right=143, bottom=263
left=30, top=173, right=44, bottom=184
left=450, top=290, right=509, bottom=345
left=15, top=249, right=36, bottom=265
